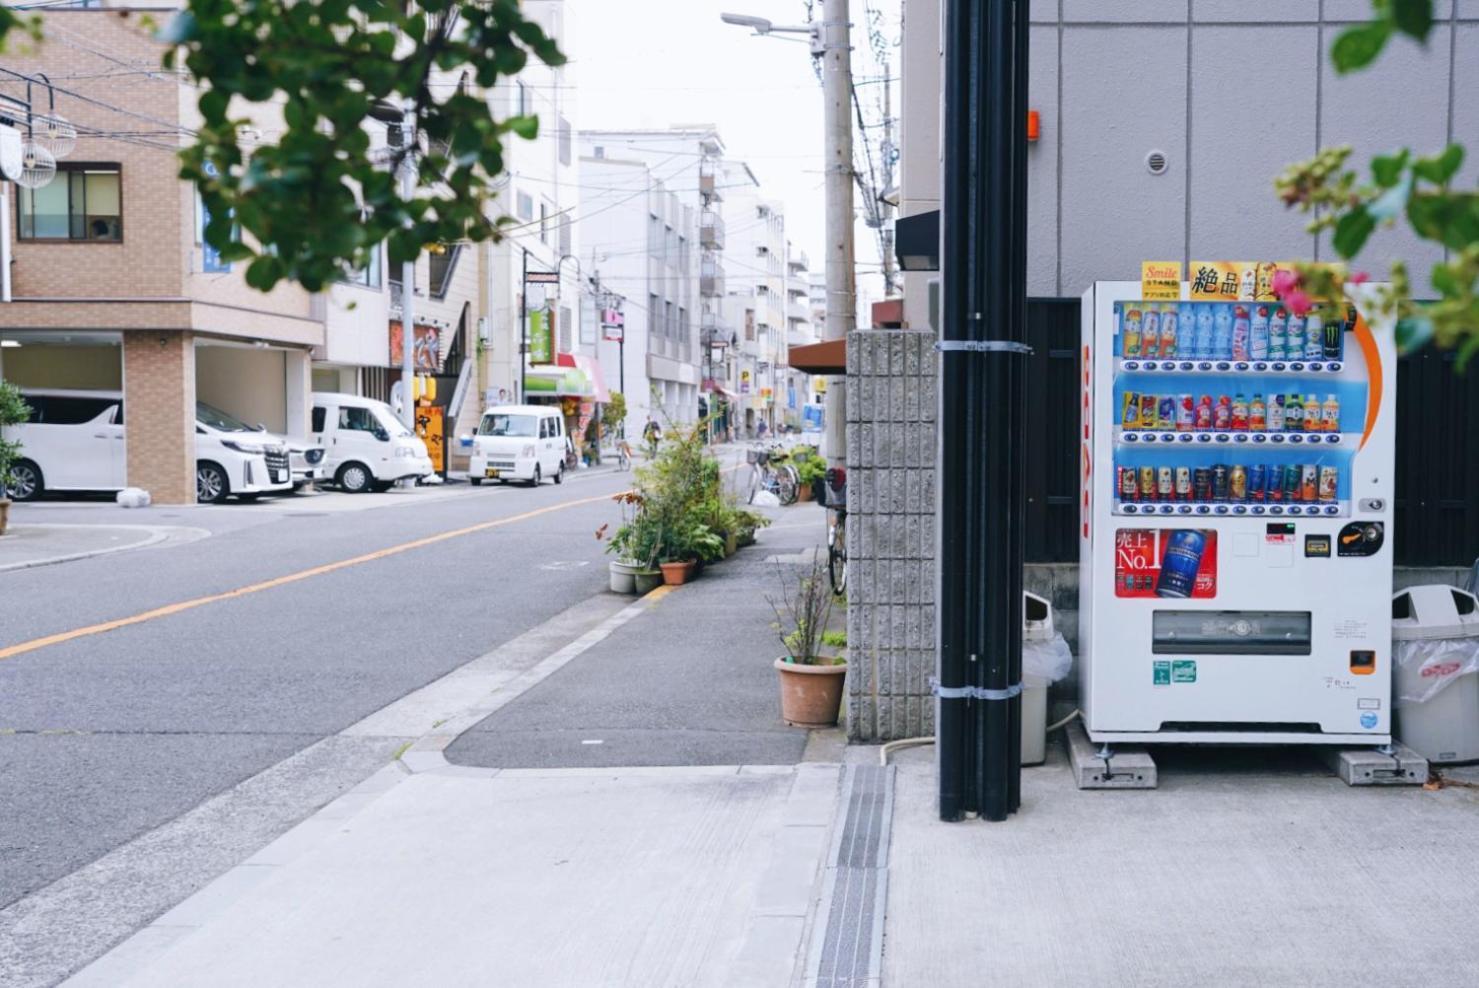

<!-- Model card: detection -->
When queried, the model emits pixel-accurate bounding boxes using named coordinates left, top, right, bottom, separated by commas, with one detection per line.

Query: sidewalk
left=65, top=499, right=847, bottom=988
left=0, top=523, right=191, bottom=572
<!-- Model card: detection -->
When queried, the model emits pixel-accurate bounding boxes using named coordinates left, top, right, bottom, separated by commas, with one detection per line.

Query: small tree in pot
left=0, top=382, right=31, bottom=536
left=769, top=555, right=846, bottom=727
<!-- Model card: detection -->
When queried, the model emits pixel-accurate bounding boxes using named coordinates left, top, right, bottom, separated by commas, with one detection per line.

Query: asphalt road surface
left=0, top=451, right=825, bottom=986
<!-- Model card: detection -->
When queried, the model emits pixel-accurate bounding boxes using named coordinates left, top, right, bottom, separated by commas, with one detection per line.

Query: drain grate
left=807, top=764, right=894, bottom=987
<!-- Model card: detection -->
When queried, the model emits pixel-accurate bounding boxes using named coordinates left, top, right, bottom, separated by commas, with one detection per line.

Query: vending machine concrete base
left=1078, top=280, right=1396, bottom=746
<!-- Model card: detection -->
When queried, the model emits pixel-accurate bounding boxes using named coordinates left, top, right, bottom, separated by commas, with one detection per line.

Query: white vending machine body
left=1078, top=281, right=1396, bottom=745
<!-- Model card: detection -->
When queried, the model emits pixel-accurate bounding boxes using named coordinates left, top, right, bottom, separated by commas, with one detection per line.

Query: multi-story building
left=578, top=127, right=718, bottom=429
left=0, top=10, right=322, bottom=504
left=783, top=244, right=819, bottom=429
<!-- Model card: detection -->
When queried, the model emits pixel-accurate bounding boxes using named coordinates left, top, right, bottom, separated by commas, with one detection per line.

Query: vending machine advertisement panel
left=1079, top=278, right=1395, bottom=745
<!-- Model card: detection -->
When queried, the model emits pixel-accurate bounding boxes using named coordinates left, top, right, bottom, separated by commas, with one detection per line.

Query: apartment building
left=578, top=127, right=718, bottom=429
left=0, top=9, right=321, bottom=504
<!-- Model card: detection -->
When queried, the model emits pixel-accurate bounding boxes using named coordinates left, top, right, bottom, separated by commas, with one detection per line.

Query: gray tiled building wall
left=845, top=331, right=937, bottom=743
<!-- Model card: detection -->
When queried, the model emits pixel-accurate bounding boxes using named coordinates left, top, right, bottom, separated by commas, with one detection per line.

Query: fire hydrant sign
left=1114, top=528, right=1219, bottom=599
left=1140, top=261, right=1182, bottom=301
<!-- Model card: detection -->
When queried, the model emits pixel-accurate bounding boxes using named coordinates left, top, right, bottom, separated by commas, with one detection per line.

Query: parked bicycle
left=747, top=444, right=799, bottom=506
left=825, top=466, right=847, bottom=595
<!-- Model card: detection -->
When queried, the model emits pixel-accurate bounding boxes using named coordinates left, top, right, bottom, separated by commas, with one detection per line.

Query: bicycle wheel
left=778, top=465, right=800, bottom=506
left=747, top=466, right=761, bottom=505
left=828, top=517, right=847, bottom=595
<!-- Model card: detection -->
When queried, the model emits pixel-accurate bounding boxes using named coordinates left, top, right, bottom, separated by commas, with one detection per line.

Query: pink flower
left=1271, top=268, right=1301, bottom=297
left=1284, top=289, right=1314, bottom=317
left=1348, top=270, right=1370, bottom=285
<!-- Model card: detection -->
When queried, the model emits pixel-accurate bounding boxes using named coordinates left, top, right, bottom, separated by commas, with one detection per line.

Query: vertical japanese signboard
left=528, top=310, right=553, bottom=364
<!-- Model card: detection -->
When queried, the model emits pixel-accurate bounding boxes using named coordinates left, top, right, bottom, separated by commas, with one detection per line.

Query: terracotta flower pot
left=659, top=559, right=696, bottom=586
left=0, top=498, right=10, bottom=537
left=797, top=483, right=813, bottom=502
left=774, top=657, right=847, bottom=728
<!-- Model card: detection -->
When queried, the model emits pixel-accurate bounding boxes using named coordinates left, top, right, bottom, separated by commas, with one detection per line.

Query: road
left=0, top=457, right=821, bottom=986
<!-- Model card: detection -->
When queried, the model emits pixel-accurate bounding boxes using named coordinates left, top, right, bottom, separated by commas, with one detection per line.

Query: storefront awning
left=527, top=353, right=611, bottom=403
left=788, top=338, right=846, bottom=375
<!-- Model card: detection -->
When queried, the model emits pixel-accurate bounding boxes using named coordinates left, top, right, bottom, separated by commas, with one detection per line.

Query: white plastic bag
left=1023, top=632, right=1073, bottom=686
left=752, top=490, right=781, bottom=508
left=1395, top=636, right=1479, bottom=705
left=115, top=487, right=151, bottom=508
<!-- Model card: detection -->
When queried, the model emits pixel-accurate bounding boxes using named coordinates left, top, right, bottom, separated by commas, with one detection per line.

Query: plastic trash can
left=1392, top=585, right=1479, bottom=764
left=1022, top=591, right=1072, bottom=766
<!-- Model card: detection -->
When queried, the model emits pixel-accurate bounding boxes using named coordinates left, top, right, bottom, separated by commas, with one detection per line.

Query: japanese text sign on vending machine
left=1114, top=528, right=1218, bottom=599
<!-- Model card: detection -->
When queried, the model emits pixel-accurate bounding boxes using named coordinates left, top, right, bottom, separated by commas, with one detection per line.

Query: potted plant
left=794, top=453, right=826, bottom=503
left=605, top=490, right=661, bottom=594
left=733, top=507, right=771, bottom=548
left=768, top=555, right=847, bottom=727
left=658, top=518, right=723, bottom=585
left=0, top=382, right=30, bottom=537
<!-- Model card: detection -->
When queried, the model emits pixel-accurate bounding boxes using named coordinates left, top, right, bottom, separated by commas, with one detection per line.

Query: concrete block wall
left=845, top=330, right=937, bottom=743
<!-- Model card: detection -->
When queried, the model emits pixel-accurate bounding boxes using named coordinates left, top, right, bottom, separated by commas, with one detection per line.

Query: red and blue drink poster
left=1114, top=528, right=1218, bottom=599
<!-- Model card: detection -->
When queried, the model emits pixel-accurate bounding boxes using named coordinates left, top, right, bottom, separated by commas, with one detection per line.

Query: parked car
left=2, top=389, right=295, bottom=504
left=285, top=440, right=326, bottom=490
left=466, top=404, right=568, bottom=487
left=310, top=392, right=434, bottom=493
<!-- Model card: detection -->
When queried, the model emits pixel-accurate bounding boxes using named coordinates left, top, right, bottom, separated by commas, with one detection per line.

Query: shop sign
left=1188, top=261, right=1286, bottom=302
left=740, top=370, right=751, bottom=394
left=528, top=309, right=554, bottom=364
left=389, top=321, right=441, bottom=371
left=1140, top=261, right=1181, bottom=301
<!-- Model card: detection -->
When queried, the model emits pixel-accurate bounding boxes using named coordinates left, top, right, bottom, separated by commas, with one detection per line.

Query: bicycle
left=747, top=444, right=798, bottom=506
left=825, top=467, right=847, bottom=595
left=615, top=438, right=634, bottom=471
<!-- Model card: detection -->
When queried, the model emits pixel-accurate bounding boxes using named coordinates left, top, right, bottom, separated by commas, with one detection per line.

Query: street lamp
left=719, top=12, right=820, bottom=49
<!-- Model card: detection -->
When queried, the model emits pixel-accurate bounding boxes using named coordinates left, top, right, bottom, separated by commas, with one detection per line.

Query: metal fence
left=1021, top=298, right=1479, bottom=567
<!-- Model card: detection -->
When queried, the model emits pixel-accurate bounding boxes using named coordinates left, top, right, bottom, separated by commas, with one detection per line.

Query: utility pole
left=398, top=104, right=418, bottom=432
left=821, top=0, right=856, bottom=468
left=937, top=0, right=1029, bottom=823
left=880, top=59, right=897, bottom=298
left=518, top=246, right=528, bottom=404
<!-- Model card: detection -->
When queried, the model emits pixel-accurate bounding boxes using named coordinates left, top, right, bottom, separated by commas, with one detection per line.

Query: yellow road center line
left=0, top=490, right=620, bottom=664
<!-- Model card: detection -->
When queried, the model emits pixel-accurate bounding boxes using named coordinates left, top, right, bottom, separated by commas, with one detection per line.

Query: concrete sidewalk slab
left=883, top=743, right=1479, bottom=987
left=0, top=524, right=197, bottom=572
left=70, top=763, right=843, bottom=988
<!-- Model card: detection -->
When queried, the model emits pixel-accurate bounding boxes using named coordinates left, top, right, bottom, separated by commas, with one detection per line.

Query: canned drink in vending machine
left=1157, top=466, right=1174, bottom=500
left=1120, top=466, right=1139, bottom=502
left=1301, top=465, right=1318, bottom=502
left=1249, top=463, right=1267, bottom=502
left=1319, top=466, right=1338, bottom=502
left=1212, top=464, right=1230, bottom=502
left=1155, top=530, right=1208, bottom=599
left=1140, top=466, right=1157, bottom=502
left=1284, top=464, right=1302, bottom=501
left=1229, top=465, right=1247, bottom=502
left=1157, top=397, right=1177, bottom=431
left=1193, top=468, right=1212, bottom=502
left=1177, top=395, right=1196, bottom=431
left=1140, top=394, right=1159, bottom=427
left=1175, top=466, right=1192, bottom=501
left=1267, top=466, right=1284, bottom=502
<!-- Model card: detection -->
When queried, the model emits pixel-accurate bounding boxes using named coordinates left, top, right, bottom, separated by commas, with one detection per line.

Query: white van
left=466, top=404, right=568, bottom=486
left=2, top=389, right=295, bottom=503
left=310, top=392, right=434, bottom=493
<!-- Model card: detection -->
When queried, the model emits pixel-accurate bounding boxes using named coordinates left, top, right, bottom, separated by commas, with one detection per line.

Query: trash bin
left=1392, top=585, right=1479, bottom=764
left=1022, top=591, right=1073, bottom=766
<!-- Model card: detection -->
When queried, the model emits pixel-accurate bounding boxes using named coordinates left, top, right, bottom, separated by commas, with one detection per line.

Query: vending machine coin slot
left=1349, top=650, right=1376, bottom=675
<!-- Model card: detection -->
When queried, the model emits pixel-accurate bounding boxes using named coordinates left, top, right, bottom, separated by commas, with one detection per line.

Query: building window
left=557, top=115, right=572, bottom=167
left=516, top=190, right=534, bottom=221
left=18, top=164, right=122, bottom=241
left=342, top=245, right=382, bottom=289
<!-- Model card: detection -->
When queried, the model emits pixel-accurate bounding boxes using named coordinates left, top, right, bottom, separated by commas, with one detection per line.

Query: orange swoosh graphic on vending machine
left=1354, top=313, right=1381, bottom=450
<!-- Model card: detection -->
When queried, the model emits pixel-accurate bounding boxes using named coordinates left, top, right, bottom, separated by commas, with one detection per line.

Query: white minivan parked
left=2, top=389, right=295, bottom=503
left=466, top=404, right=568, bottom=486
left=310, top=392, right=434, bottom=493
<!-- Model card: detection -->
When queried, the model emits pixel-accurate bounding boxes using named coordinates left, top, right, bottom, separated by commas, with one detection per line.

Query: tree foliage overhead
left=159, top=0, right=565, bottom=292
left=1274, top=0, right=1478, bottom=362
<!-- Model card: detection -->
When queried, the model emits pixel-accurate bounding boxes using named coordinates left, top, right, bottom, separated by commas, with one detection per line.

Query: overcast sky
left=565, top=0, right=890, bottom=295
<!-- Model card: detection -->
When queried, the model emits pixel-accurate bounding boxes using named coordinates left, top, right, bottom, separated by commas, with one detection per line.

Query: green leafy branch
left=161, top=0, right=564, bottom=292
left=1273, top=0, right=1479, bottom=365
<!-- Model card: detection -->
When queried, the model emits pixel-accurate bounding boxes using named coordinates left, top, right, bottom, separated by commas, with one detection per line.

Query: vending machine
left=1079, top=278, right=1396, bottom=745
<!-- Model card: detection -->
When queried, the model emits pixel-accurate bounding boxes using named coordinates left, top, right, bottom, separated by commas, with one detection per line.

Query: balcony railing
left=699, top=163, right=722, bottom=203
left=788, top=248, right=809, bottom=273
left=699, top=212, right=725, bottom=250
left=700, top=257, right=725, bottom=297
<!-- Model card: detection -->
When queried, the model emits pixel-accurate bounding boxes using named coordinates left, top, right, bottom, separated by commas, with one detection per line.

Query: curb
left=0, top=524, right=186, bottom=573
